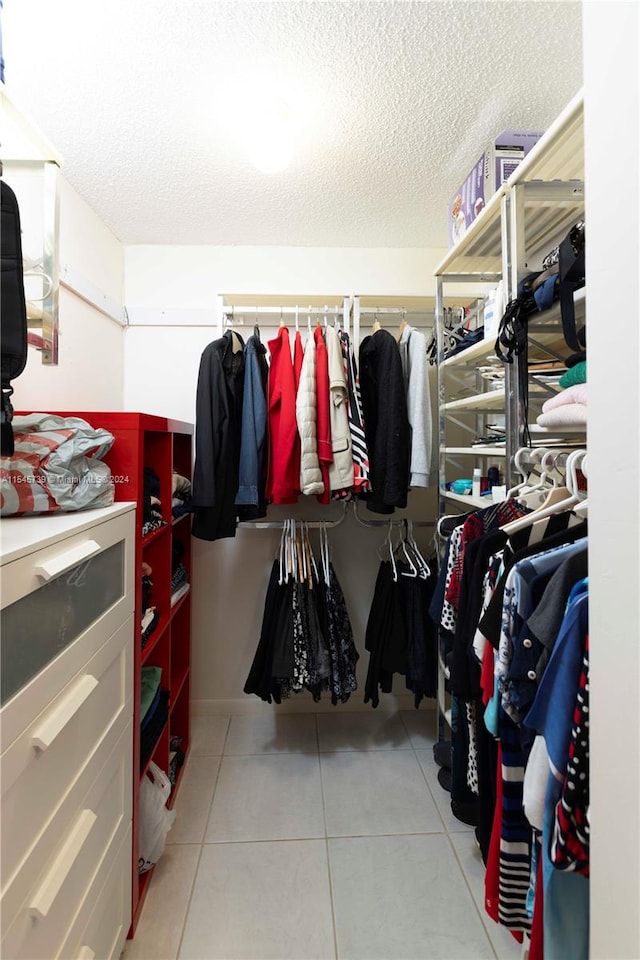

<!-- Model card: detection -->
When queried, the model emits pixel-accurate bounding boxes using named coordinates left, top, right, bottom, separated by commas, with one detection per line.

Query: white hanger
left=322, top=523, right=331, bottom=583
left=278, top=521, right=288, bottom=585
left=394, top=521, right=419, bottom=578
left=298, top=521, right=307, bottom=583
left=500, top=448, right=587, bottom=535
left=376, top=522, right=398, bottom=581
left=405, top=519, right=431, bottom=579
left=506, top=448, right=548, bottom=499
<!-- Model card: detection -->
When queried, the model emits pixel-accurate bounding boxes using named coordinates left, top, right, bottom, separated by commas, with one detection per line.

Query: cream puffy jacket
left=296, top=333, right=324, bottom=496
left=325, top=326, right=354, bottom=492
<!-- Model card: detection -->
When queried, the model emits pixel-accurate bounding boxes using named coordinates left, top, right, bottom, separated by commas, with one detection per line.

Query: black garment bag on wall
left=0, top=180, right=28, bottom=455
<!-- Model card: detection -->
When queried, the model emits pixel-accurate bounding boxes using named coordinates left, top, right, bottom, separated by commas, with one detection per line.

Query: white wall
left=124, top=244, right=441, bottom=712
left=585, top=3, right=640, bottom=958
left=123, top=245, right=446, bottom=422
left=123, top=244, right=449, bottom=426
left=14, top=177, right=125, bottom=413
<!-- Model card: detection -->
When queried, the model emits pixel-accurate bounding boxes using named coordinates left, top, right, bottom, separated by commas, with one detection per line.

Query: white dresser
left=0, top=503, right=135, bottom=960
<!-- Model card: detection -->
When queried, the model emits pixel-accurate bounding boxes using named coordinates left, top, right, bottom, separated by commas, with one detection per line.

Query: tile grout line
left=445, top=832, right=500, bottom=960
left=316, top=713, right=340, bottom=960
left=399, top=710, right=499, bottom=959
left=173, top=715, right=231, bottom=960
left=399, top=710, right=451, bottom=836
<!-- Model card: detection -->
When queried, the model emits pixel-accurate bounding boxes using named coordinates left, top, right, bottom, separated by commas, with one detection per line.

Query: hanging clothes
left=192, top=330, right=245, bottom=541
left=291, top=329, right=304, bottom=496
left=266, top=326, right=299, bottom=505
left=314, top=326, right=333, bottom=505
left=325, top=324, right=354, bottom=493
left=430, top=488, right=590, bottom=958
left=359, top=329, right=410, bottom=513
left=296, top=331, right=324, bottom=496
left=244, top=522, right=358, bottom=705
left=363, top=531, right=437, bottom=708
left=235, top=331, right=268, bottom=521
left=398, top=323, right=435, bottom=488
left=339, top=330, right=370, bottom=495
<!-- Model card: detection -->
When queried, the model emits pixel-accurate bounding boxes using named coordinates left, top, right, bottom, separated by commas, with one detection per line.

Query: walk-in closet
left=0, top=2, right=638, bottom=959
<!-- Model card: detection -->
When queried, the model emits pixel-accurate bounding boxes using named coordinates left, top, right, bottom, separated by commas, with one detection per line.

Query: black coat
left=192, top=331, right=245, bottom=541
left=359, top=330, right=410, bottom=513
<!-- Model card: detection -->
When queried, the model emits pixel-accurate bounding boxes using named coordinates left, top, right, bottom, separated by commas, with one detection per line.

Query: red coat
left=314, top=326, right=332, bottom=504
left=292, top=330, right=304, bottom=495
left=266, top=326, right=299, bottom=504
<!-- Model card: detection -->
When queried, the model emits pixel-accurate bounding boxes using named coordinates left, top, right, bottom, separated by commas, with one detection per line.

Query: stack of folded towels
left=537, top=380, right=587, bottom=429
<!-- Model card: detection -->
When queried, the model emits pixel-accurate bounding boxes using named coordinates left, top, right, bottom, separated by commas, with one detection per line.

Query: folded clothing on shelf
left=140, top=689, right=170, bottom=770
left=171, top=582, right=190, bottom=606
left=443, top=326, right=485, bottom=360
left=542, top=384, right=587, bottom=413
left=141, top=666, right=162, bottom=724
left=141, top=607, right=160, bottom=648
left=536, top=404, right=587, bottom=429
left=143, top=466, right=168, bottom=535
left=169, top=735, right=186, bottom=785
left=172, top=470, right=193, bottom=518
left=559, top=360, right=587, bottom=389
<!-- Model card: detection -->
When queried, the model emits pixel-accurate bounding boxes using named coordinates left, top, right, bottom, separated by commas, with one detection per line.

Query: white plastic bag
left=138, top=761, right=176, bottom=874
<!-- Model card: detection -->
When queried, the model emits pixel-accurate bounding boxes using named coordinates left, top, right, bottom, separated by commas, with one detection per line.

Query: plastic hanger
left=393, top=521, right=419, bottom=578
left=405, top=519, right=431, bottom=579
left=376, top=522, right=398, bottom=581
left=500, top=449, right=586, bottom=534
left=397, top=309, right=408, bottom=342
left=278, top=521, right=288, bottom=585
left=506, top=447, right=549, bottom=499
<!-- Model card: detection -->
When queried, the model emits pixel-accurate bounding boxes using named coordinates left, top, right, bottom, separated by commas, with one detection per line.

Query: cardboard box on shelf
left=448, top=130, right=543, bottom=247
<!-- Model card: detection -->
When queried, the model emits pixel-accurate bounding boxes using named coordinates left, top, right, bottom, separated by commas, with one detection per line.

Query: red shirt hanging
left=266, top=326, right=299, bottom=505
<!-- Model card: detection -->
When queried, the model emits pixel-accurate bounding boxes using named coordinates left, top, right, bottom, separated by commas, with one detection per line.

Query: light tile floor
left=123, top=711, right=522, bottom=960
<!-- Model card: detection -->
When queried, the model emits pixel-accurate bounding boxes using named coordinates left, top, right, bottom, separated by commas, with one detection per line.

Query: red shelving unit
left=42, top=412, right=193, bottom=936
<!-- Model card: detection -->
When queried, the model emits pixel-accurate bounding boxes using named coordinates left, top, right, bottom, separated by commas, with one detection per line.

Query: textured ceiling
left=3, top=0, right=583, bottom=248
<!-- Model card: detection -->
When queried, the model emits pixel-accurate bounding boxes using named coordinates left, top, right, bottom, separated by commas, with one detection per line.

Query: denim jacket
left=235, top=334, right=268, bottom=512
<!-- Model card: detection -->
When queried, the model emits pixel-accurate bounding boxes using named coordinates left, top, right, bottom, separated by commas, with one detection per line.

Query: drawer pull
left=29, top=808, right=97, bottom=920
left=78, top=948, right=96, bottom=960
left=32, top=674, right=99, bottom=751
left=34, top=539, right=102, bottom=581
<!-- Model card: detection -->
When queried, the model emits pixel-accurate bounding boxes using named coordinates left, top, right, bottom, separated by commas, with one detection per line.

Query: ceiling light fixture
left=242, top=92, right=296, bottom=175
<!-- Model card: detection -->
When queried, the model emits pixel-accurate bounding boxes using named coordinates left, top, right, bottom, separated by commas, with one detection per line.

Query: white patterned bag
left=0, top=413, right=115, bottom=515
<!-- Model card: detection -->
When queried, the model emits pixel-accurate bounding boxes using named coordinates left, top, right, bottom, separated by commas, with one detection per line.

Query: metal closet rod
left=238, top=501, right=348, bottom=529
left=351, top=498, right=435, bottom=528
left=356, top=307, right=434, bottom=316
left=222, top=306, right=434, bottom=318
left=238, top=500, right=435, bottom=529
left=223, top=305, right=342, bottom=316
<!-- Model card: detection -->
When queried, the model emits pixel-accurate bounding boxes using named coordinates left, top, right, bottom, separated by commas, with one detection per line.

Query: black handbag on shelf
left=0, top=180, right=29, bottom=456
left=558, top=219, right=586, bottom=351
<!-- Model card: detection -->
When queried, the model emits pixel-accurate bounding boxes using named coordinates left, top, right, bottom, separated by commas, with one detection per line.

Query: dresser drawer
left=1, top=620, right=132, bottom=887
left=1, top=509, right=134, bottom=737
left=57, top=825, right=132, bottom=960
left=1, top=721, right=132, bottom=960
